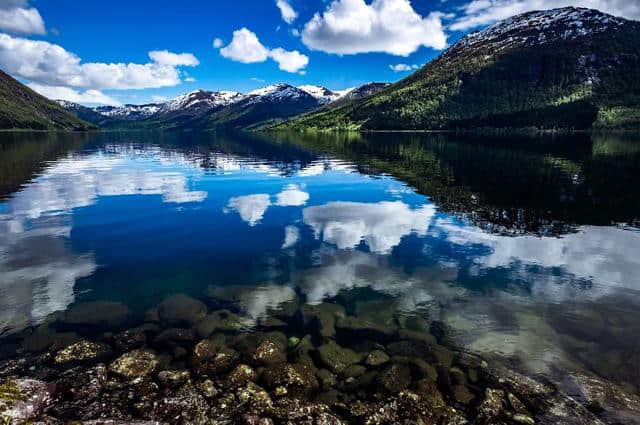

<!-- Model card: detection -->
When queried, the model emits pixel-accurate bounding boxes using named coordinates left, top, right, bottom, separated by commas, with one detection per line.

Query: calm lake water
left=1, top=130, right=639, bottom=395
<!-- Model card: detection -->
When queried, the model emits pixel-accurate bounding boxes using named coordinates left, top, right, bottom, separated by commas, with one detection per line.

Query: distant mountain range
left=0, top=70, right=94, bottom=131
left=280, top=7, right=640, bottom=131
left=53, top=83, right=390, bottom=131
left=2, top=7, right=639, bottom=132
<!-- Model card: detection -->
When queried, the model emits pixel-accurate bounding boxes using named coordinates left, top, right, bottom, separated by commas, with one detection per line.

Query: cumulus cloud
left=282, top=225, right=300, bottom=249
left=269, top=48, right=309, bottom=73
left=28, top=83, right=121, bottom=106
left=389, top=63, right=419, bottom=72
left=276, top=0, right=298, bottom=24
left=213, top=38, right=224, bottom=48
left=220, top=28, right=270, bottom=63
left=302, top=0, right=448, bottom=56
left=0, top=33, right=199, bottom=93
left=0, top=0, right=45, bottom=35
left=148, top=50, right=199, bottom=66
left=451, top=0, right=640, bottom=31
left=218, top=27, right=309, bottom=73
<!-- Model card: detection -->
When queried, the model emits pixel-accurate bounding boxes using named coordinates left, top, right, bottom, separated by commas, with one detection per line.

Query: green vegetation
left=279, top=20, right=640, bottom=131
left=0, top=70, right=95, bottom=131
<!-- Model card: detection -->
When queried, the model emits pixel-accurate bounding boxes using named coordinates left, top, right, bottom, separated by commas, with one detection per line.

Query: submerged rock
left=262, top=363, right=319, bottom=398
left=109, top=350, right=159, bottom=379
left=227, top=364, right=258, bottom=388
left=54, top=340, right=112, bottom=365
left=61, top=301, right=130, bottom=328
left=191, top=340, right=239, bottom=376
left=316, top=341, right=363, bottom=374
left=364, top=350, right=390, bottom=367
left=157, top=369, right=191, bottom=388
left=194, top=310, right=244, bottom=338
left=251, top=339, right=286, bottom=366
left=157, top=294, right=207, bottom=325
left=0, top=379, right=55, bottom=424
left=148, top=384, right=209, bottom=425
left=378, top=364, right=411, bottom=393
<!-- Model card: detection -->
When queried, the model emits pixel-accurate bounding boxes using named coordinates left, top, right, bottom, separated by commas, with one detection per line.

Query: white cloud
left=213, top=37, right=224, bottom=48
left=451, top=0, right=640, bottom=31
left=0, top=33, right=199, bottom=92
left=303, top=200, right=436, bottom=254
left=28, top=83, right=121, bottom=106
left=220, top=28, right=270, bottom=63
left=291, top=28, right=300, bottom=37
left=184, top=77, right=196, bottom=82
left=269, top=47, right=309, bottom=73
left=226, top=194, right=272, bottom=226
left=276, top=0, right=298, bottom=24
left=218, top=27, right=309, bottom=73
left=389, top=63, right=419, bottom=72
left=0, top=0, right=45, bottom=35
left=302, top=0, right=448, bottom=56
left=152, top=95, right=168, bottom=102
left=275, top=184, right=309, bottom=206
left=148, top=50, right=199, bottom=66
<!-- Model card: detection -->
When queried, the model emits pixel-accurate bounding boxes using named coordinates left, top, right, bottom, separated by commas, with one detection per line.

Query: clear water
left=1, top=130, right=639, bottom=394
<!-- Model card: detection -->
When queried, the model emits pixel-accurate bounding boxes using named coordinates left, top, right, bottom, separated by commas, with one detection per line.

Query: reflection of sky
left=2, top=141, right=640, bottom=385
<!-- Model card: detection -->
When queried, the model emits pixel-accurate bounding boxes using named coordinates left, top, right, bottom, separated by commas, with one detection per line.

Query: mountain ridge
left=278, top=7, right=640, bottom=131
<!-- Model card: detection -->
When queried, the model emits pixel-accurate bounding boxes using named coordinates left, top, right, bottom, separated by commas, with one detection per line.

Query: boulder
left=378, top=364, right=411, bottom=393
left=157, top=370, right=191, bottom=388
left=364, top=350, right=390, bottom=367
left=262, top=363, right=319, bottom=398
left=54, top=340, right=112, bottom=365
left=109, top=350, right=159, bottom=379
left=316, top=341, right=363, bottom=374
left=0, top=379, right=56, bottom=424
left=157, top=294, right=207, bottom=325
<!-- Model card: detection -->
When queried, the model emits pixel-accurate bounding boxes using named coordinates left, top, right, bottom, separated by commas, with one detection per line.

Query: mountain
left=279, top=7, right=640, bottom=131
left=56, top=81, right=391, bottom=130
left=0, top=70, right=95, bottom=131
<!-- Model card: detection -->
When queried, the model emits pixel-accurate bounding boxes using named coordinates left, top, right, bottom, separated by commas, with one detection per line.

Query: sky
left=0, top=0, right=638, bottom=106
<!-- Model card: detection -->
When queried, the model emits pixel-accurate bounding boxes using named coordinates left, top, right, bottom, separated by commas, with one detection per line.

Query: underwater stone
left=149, top=384, right=210, bottom=425
left=62, top=301, right=130, bottom=328
left=364, top=350, right=390, bottom=367
left=262, top=363, right=319, bottom=398
left=251, top=340, right=286, bottom=366
left=317, top=369, right=337, bottom=390
left=0, top=379, right=56, bottom=424
left=227, top=364, right=258, bottom=388
left=476, top=388, right=505, bottom=424
left=113, top=328, right=148, bottom=352
left=335, top=316, right=395, bottom=343
left=157, top=369, right=191, bottom=388
left=194, top=310, right=244, bottom=338
left=54, top=340, right=112, bottom=365
left=109, top=349, right=159, bottom=379
left=287, top=336, right=300, bottom=348
left=301, top=303, right=345, bottom=339
left=452, top=384, right=475, bottom=405
left=450, top=366, right=467, bottom=385
left=342, top=364, right=366, bottom=378
left=316, top=341, right=363, bottom=374
left=378, top=364, right=411, bottom=393
left=157, top=294, right=207, bottom=325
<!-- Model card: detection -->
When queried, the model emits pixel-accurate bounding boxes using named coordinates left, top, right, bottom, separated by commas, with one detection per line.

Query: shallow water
left=1, top=130, right=639, bottom=400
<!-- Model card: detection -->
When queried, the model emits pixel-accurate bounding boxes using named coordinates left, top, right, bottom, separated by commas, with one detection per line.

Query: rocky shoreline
left=1, top=293, right=638, bottom=424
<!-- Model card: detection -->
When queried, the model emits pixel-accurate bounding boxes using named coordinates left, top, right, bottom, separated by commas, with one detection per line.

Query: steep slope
left=0, top=70, right=95, bottom=131
left=56, top=100, right=120, bottom=127
left=149, top=90, right=246, bottom=125
left=280, top=7, right=640, bottom=131
left=298, top=85, right=341, bottom=104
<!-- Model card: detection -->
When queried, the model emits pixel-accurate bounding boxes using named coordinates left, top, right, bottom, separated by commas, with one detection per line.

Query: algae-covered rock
left=364, top=350, right=390, bottom=367
left=54, top=340, right=112, bottom=364
left=157, top=294, right=207, bottom=325
left=109, top=350, right=159, bottom=379
left=113, top=328, right=148, bottom=352
left=227, top=364, right=258, bottom=388
left=335, top=316, right=394, bottom=343
left=157, top=369, right=191, bottom=388
left=378, top=364, right=411, bottom=393
left=0, top=379, right=56, bottom=424
left=316, top=341, right=363, bottom=374
left=476, top=388, right=505, bottom=424
left=262, top=363, right=319, bottom=398
left=342, top=364, right=366, bottom=378
left=149, top=384, right=210, bottom=425
left=317, top=369, right=337, bottom=390
left=251, top=340, right=286, bottom=366
left=237, top=382, right=273, bottom=411
left=452, top=384, right=475, bottom=405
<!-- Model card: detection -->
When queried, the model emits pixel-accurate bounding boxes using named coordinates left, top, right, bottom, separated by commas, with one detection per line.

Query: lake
left=1, top=130, right=639, bottom=422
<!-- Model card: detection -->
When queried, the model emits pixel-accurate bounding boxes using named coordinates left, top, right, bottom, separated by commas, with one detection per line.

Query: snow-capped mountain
left=56, top=81, right=394, bottom=129
left=94, top=104, right=160, bottom=121
left=297, top=85, right=342, bottom=104
left=157, top=90, right=245, bottom=115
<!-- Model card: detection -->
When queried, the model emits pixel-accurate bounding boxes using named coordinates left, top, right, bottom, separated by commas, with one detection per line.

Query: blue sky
left=0, top=0, right=637, bottom=105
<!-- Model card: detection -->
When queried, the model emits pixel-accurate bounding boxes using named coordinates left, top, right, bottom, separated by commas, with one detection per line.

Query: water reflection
left=0, top=130, right=639, bottom=396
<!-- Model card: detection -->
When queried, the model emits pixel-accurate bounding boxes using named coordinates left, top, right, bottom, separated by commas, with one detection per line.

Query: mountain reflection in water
left=0, top=130, right=639, bottom=397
